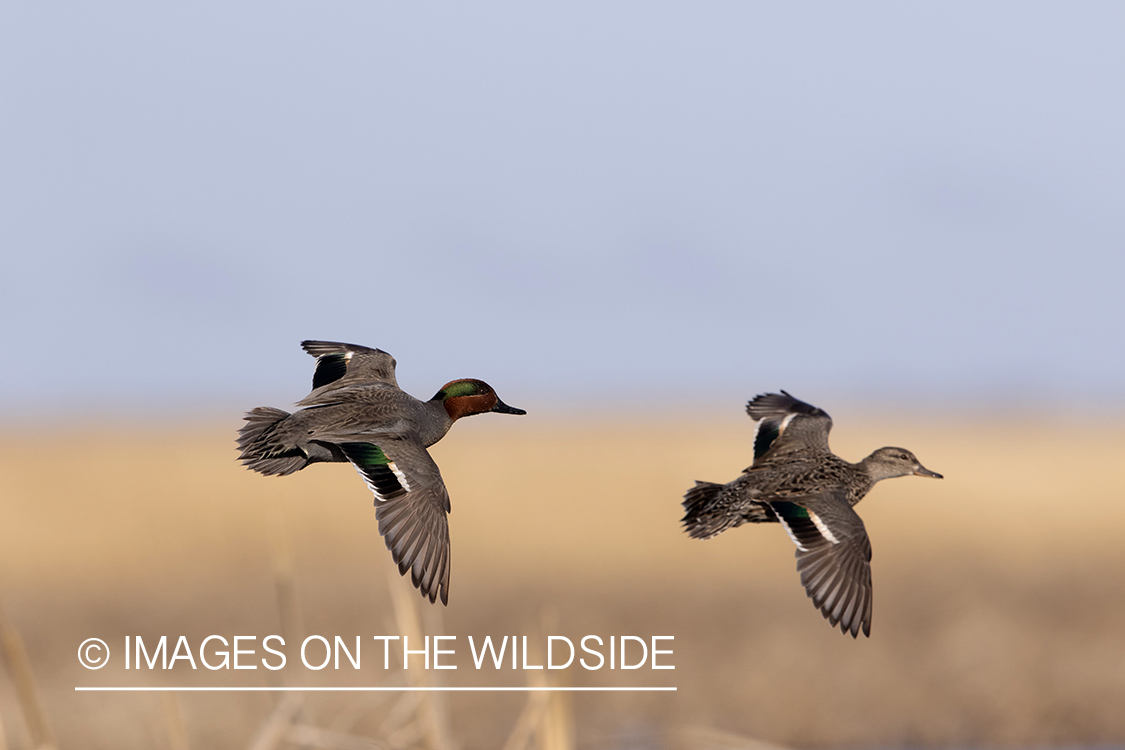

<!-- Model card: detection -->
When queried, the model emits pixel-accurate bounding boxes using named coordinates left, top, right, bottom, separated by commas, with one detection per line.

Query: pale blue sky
left=1, top=2, right=1122, bottom=415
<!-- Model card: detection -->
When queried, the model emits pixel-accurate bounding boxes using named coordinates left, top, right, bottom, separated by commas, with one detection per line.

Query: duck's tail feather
left=237, top=406, right=309, bottom=476
left=681, top=481, right=739, bottom=539
left=682, top=481, right=779, bottom=539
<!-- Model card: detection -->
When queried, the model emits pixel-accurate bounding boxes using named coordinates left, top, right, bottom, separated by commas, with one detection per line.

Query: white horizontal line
left=75, top=686, right=676, bottom=692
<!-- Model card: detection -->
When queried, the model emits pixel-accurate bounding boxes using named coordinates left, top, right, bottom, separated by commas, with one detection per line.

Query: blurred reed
left=161, top=692, right=191, bottom=750
left=674, top=725, right=794, bottom=750
left=388, top=568, right=456, bottom=750
left=0, top=597, right=56, bottom=750
left=501, top=610, right=574, bottom=750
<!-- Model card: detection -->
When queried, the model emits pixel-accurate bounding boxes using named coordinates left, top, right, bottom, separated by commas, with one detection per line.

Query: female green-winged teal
left=237, top=340, right=526, bottom=605
left=681, top=391, right=941, bottom=637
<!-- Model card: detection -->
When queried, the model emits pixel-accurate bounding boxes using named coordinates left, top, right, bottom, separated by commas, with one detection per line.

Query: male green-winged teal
left=237, top=340, right=526, bottom=605
left=681, top=391, right=941, bottom=637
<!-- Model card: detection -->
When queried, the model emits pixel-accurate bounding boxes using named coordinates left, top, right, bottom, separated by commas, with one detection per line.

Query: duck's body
left=242, top=384, right=455, bottom=475
left=237, top=340, right=525, bottom=605
left=681, top=391, right=941, bottom=638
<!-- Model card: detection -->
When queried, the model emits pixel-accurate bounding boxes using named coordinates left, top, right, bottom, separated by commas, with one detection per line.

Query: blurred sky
left=1, top=2, right=1123, bottom=416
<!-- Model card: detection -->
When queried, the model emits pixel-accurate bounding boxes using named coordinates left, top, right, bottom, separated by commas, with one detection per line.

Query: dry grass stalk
left=286, top=723, right=394, bottom=750
left=160, top=692, right=192, bottom=750
left=270, top=522, right=306, bottom=674
left=376, top=692, right=424, bottom=739
left=499, top=691, right=549, bottom=750
left=536, top=687, right=573, bottom=750
left=328, top=693, right=394, bottom=736
left=501, top=611, right=574, bottom=750
left=246, top=692, right=304, bottom=750
left=384, top=720, right=424, bottom=750
left=534, top=610, right=573, bottom=750
left=674, top=725, right=794, bottom=750
left=0, top=598, right=56, bottom=750
left=270, top=518, right=320, bottom=749
left=387, top=571, right=455, bottom=750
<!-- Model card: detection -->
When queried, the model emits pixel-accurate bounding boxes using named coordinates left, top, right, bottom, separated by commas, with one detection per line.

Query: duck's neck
left=858, top=453, right=899, bottom=484
left=418, top=399, right=455, bottom=446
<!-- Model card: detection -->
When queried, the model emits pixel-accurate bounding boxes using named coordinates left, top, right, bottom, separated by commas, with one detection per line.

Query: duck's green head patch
left=433, top=379, right=526, bottom=420
left=433, top=379, right=492, bottom=401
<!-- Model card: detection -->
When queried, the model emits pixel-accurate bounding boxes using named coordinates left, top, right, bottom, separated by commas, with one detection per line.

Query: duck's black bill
left=914, top=466, right=943, bottom=479
left=492, top=400, right=526, bottom=415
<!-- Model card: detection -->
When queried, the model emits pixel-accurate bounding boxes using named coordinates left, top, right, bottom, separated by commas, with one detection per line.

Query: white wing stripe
left=353, top=464, right=388, bottom=502
left=352, top=463, right=411, bottom=503
left=808, top=510, right=840, bottom=544
left=777, top=515, right=808, bottom=552
left=388, top=461, right=412, bottom=492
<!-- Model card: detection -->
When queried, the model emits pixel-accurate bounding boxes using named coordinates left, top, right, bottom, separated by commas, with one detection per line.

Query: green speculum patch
left=774, top=501, right=809, bottom=519
left=341, top=442, right=391, bottom=467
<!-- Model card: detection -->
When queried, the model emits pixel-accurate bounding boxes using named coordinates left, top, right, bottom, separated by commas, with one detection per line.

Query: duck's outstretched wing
left=300, top=340, right=399, bottom=391
left=766, top=490, right=872, bottom=638
left=746, top=391, right=833, bottom=459
left=339, top=436, right=451, bottom=605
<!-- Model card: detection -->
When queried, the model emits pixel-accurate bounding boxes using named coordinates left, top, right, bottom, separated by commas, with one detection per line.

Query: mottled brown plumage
left=682, top=391, right=941, bottom=637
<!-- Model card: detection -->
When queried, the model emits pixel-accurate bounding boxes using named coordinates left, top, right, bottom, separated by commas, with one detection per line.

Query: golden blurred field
left=2, top=409, right=1124, bottom=749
